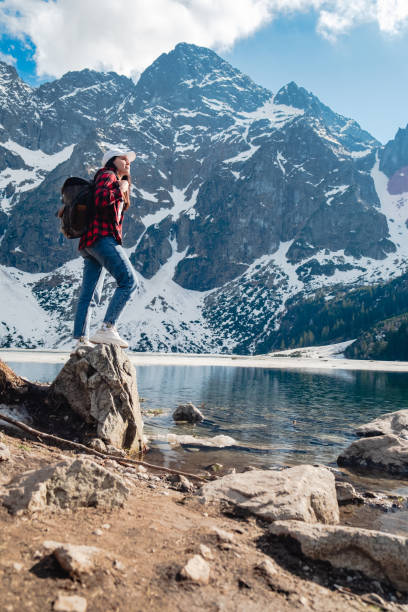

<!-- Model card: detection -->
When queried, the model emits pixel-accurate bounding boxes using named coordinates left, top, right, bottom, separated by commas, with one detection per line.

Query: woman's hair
left=104, top=156, right=132, bottom=210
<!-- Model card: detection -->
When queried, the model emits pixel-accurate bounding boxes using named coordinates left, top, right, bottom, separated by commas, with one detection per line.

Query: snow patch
left=4, top=140, right=75, bottom=172
left=141, top=186, right=199, bottom=227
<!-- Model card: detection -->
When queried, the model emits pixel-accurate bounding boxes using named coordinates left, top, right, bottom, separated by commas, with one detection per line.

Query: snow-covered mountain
left=0, top=42, right=407, bottom=352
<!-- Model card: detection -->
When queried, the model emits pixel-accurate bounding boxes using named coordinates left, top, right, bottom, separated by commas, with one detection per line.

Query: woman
left=72, top=148, right=139, bottom=349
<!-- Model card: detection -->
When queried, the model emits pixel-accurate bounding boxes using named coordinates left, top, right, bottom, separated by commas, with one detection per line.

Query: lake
left=4, top=359, right=408, bottom=482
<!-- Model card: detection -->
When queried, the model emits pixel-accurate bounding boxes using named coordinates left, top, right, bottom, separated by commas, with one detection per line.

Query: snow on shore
left=1, top=341, right=408, bottom=373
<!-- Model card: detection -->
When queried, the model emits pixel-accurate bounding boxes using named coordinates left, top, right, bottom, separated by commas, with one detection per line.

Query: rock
left=113, top=559, right=125, bottom=571
left=44, top=541, right=102, bottom=578
left=0, top=441, right=10, bottom=461
left=339, top=409, right=408, bottom=476
left=168, top=474, right=195, bottom=492
left=199, top=544, right=214, bottom=560
left=87, top=438, right=106, bottom=453
left=335, top=481, right=363, bottom=504
left=53, top=593, right=87, bottom=612
left=180, top=555, right=210, bottom=585
left=255, top=558, right=278, bottom=578
left=1, top=457, right=129, bottom=514
left=269, top=520, right=408, bottom=592
left=167, top=433, right=236, bottom=447
left=337, top=434, right=408, bottom=476
left=356, top=409, right=408, bottom=438
left=49, top=344, right=144, bottom=452
left=178, top=475, right=194, bottom=492
left=12, top=562, right=23, bottom=572
left=210, top=527, right=235, bottom=543
left=200, top=465, right=339, bottom=524
left=172, top=403, right=204, bottom=423
left=205, top=463, right=223, bottom=473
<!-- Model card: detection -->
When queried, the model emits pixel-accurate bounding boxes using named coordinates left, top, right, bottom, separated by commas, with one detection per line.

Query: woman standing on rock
left=72, top=148, right=139, bottom=350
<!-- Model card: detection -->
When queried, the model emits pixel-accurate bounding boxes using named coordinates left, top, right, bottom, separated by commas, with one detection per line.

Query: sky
left=0, top=0, right=407, bottom=144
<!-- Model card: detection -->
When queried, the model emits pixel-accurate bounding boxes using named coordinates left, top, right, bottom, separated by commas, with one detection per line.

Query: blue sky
left=0, top=1, right=407, bottom=144
left=225, top=14, right=408, bottom=144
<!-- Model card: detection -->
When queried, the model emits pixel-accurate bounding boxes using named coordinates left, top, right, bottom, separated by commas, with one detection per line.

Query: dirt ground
left=0, top=431, right=408, bottom=612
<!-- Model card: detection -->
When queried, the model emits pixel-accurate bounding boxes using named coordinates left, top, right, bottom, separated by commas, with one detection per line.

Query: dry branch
left=0, top=411, right=207, bottom=482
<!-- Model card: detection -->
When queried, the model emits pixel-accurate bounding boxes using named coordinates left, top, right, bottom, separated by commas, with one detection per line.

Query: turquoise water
left=5, top=360, right=408, bottom=474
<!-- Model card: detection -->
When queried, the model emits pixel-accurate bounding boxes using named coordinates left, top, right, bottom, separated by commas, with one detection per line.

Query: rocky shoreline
left=1, top=349, right=408, bottom=611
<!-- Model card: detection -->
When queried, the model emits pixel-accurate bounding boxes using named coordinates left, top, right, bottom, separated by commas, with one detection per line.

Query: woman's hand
left=119, top=179, right=129, bottom=194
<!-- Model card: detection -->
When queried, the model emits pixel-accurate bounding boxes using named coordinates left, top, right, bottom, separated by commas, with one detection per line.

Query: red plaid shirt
left=79, top=168, right=125, bottom=250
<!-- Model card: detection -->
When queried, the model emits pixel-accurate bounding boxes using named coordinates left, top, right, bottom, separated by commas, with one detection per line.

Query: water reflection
left=6, top=361, right=63, bottom=383
left=139, top=365, right=408, bottom=468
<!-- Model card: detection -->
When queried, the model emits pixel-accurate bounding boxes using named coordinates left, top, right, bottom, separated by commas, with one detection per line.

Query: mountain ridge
left=0, top=43, right=407, bottom=353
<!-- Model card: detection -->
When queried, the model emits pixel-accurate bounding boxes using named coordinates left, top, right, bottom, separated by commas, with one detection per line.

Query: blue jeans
left=73, top=236, right=139, bottom=339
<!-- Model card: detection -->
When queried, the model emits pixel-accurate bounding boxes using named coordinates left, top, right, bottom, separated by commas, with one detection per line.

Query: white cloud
left=0, top=0, right=407, bottom=79
left=0, top=51, right=17, bottom=65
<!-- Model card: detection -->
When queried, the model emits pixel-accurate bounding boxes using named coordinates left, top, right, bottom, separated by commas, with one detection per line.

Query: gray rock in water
left=49, top=344, right=144, bottom=451
left=335, top=481, right=363, bottom=504
left=269, top=520, right=408, bottom=592
left=337, top=433, right=408, bottom=476
left=173, top=403, right=204, bottom=423
left=1, top=457, right=129, bottom=515
left=199, top=465, right=339, bottom=524
left=356, top=409, right=408, bottom=439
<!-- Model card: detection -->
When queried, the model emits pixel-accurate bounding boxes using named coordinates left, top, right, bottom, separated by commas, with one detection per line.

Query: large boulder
left=1, top=457, right=129, bottom=515
left=337, top=433, right=408, bottom=475
left=49, top=344, right=144, bottom=452
left=269, top=520, right=408, bottom=592
left=356, top=409, right=408, bottom=438
left=199, top=465, right=339, bottom=524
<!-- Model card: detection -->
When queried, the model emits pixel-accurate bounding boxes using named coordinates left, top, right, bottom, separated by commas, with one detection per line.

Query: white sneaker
left=90, top=324, right=129, bottom=348
left=70, top=337, right=93, bottom=355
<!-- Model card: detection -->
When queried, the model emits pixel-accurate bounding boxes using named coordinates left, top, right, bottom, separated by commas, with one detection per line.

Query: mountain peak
left=0, top=60, right=19, bottom=79
left=0, top=60, right=32, bottom=92
left=36, top=68, right=133, bottom=95
left=275, top=80, right=378, bottom=151
left=274, top=82, right=322, bottom=112
left=133, top=42, right=270, bottom=112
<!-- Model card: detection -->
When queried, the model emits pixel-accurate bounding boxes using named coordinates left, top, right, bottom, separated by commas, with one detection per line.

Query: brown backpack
left=58, top=177, right=95, bottom=239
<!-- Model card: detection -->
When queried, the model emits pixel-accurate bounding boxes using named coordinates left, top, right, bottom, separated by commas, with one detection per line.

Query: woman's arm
left=94, top=170, right=122, bottom=208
